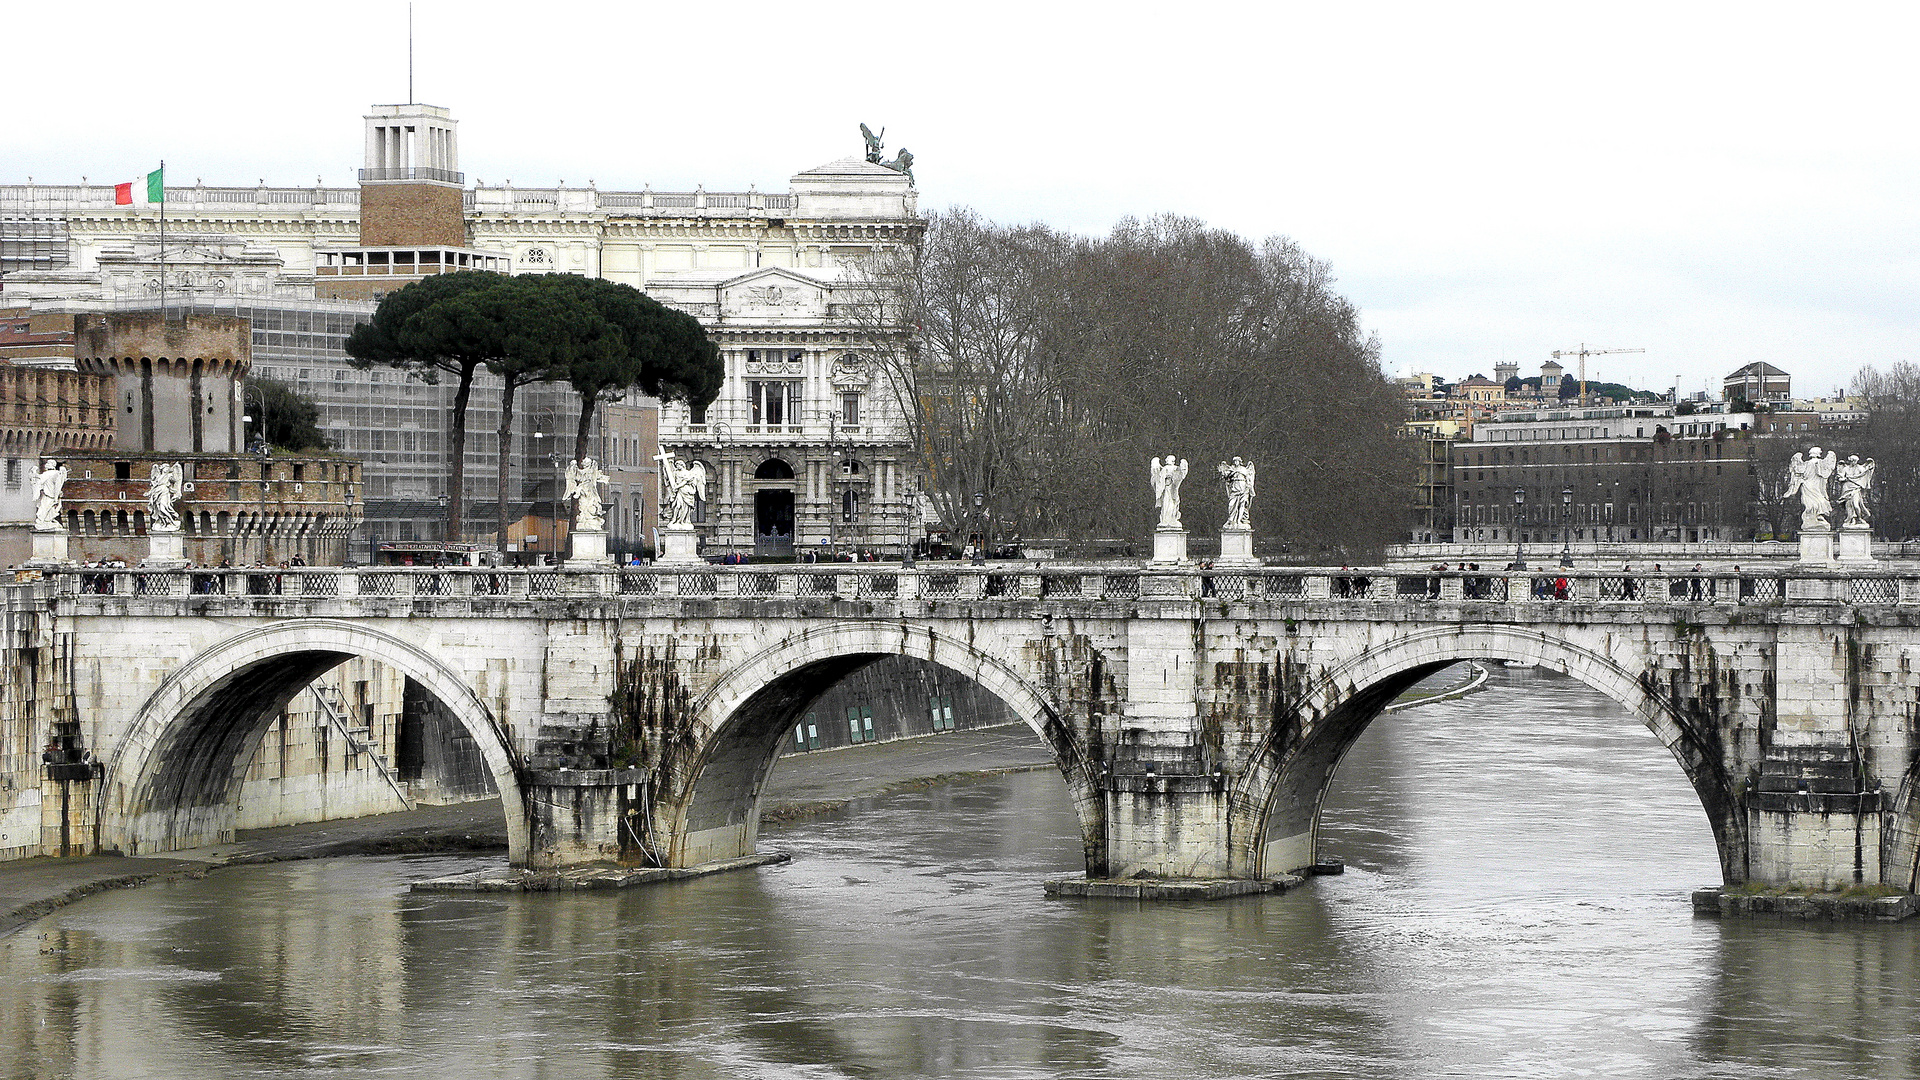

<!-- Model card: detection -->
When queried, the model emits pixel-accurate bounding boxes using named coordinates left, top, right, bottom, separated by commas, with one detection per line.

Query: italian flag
left=114, top=167, right=164, bottom=205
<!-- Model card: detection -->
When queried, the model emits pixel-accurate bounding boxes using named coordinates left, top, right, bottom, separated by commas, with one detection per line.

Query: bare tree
left=1849, top=362, right=1920, bottom=539
left=851, top=209, right=1415, bottom=559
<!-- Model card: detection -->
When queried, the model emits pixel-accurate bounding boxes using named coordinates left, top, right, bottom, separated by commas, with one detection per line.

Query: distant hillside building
left=1451, top=402, right=1763, bottom=545
left=1723, top=362, right=1791, bottom=403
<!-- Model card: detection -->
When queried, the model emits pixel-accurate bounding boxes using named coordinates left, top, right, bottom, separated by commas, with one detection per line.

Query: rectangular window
left=749, top=381, right=798, bottom=426
left=841, top=392, right=861, bottom=427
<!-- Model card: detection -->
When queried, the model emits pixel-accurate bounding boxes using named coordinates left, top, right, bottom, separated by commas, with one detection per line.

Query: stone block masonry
left=14, top=563, right=1920, bottom=901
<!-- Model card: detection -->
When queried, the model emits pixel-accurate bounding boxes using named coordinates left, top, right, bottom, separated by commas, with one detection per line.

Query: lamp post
left=972, top=491, right=987, bottom=566
left=901, top=477, right=917, bottom=568
left=710, top=421, right=732, bottom=557
left=1511, top=487, right=1527, bottom=570
left=1559, top=486, right=1574, bottom=568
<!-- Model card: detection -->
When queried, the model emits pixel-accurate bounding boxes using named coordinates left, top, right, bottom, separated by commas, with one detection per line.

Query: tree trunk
left=573, top=393, right=597, bottom=467
left=570, top=391, right=598, bottom=556
left=495, top=378, right=520, bottom=558
left=446, top=367, right=477, bottom=543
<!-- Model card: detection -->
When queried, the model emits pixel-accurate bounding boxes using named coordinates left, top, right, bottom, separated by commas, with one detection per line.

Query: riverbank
left=0, top=724, right=1057, bottom=937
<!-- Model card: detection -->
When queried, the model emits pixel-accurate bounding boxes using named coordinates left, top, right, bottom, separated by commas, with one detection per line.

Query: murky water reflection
left=5, top=666, right=1919, bottom=1078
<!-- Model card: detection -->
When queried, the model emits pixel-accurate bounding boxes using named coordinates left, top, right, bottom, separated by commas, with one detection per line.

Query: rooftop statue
left=1786, top=446, right=1838, bottom=531
left=860, top=123, right=885, bottom=164
left=882, top=148, right=915, bottom=186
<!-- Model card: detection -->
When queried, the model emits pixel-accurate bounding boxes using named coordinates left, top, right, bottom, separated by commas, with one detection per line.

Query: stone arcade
left=12, top=561, right=1920, bottom=895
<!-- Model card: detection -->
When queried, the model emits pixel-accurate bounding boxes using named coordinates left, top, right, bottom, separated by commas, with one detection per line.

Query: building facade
left=0, top=102, right=925, bottom=559
left=1452, top=403, right=1765, bottom=545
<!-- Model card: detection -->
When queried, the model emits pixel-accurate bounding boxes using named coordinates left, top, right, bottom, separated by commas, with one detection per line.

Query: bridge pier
left=524, top=768, right=649, bottom=869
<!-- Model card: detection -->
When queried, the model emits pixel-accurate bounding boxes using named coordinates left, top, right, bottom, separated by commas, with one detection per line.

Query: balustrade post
left=333, top=567, right=359, bottom=597
left=1304, top=574, right=1333, bottom=600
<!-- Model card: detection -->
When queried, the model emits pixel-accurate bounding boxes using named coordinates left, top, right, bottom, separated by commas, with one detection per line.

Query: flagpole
left=158, top=160, right=167, bottom=322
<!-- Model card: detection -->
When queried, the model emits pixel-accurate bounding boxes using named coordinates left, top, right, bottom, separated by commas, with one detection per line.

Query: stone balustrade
left=39, top=563, right=1920, bottom=610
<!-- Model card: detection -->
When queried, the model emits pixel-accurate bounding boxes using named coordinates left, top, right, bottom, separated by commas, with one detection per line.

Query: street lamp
left=1559, top=487, right=1574, bottom=568
left=972, top=491, right=986, bottom=565
left=1511, top=487, right=1527, bottom=570
left=901, top=477, right=917, bottom=568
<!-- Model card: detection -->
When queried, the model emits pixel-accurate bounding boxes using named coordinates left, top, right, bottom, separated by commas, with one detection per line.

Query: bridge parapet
left=38, top=564, right=1920, bottom=613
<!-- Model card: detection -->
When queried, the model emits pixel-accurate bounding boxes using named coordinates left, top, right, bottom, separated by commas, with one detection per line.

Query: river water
left=6, top=666, right=1920, bottom=1079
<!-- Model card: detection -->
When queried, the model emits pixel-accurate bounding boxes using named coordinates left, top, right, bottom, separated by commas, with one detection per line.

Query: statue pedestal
left=566, top=528, right=612, bottom=567
left=23, top=529, right=71, bottom=568
left=1215, top=527, right=1256, bottom=567
left=144, top=530, right=188, bottom=568
left=1798, top=528, right=1835, bottom=565
left=1150, top=527, right=1188, bottom=565
left=655, top=525, right=704, bottom=565
left=1836, top=524, right=1874, bottom=564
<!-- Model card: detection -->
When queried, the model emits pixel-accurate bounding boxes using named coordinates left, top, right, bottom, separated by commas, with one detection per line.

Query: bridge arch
left=101, top=619, right=528, bottom=863
left=658, top=621, right=1103, bottom=872
left=1232, top=625, right=1744, bottom=884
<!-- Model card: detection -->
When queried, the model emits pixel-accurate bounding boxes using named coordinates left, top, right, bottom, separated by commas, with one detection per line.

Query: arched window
left=754, top=458, right=795, bottom=480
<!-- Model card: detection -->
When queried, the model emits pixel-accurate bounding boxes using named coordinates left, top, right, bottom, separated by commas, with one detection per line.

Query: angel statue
left=1150, top=455, right=1189, bottom=530
left=565, top=457, right=609, bottom=532
left=1217, top=457, right=1256, bottom=530
left=656, top=452, right=709, bottom=527
left=32, top=459, right=68, bottom=532
left=1786, top=446, right=1838, bottom=531
left=147, top=461, right=185, bottom=533
left=1837, top=454, right=1876, bottom=528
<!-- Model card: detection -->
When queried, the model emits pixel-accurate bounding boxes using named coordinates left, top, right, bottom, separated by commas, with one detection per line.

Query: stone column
left=144, top=529, right=188, bottom=568
left=655, top=524, right=703, bottom=565
left=1150, top=526, right=1188, bottom=565
left=1215, top=527, right=1255, bottom=567
left=1799, top=528, right=1835, bottom=565
left=1836, top=524, right=1873, bottom=564
left=567, top=527, right=612, bottom=567
left=24, top=529, right=70, bottom=568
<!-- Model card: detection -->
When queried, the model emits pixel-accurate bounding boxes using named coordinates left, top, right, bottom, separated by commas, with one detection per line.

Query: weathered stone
left=10, top=563, right=1920, bottom=903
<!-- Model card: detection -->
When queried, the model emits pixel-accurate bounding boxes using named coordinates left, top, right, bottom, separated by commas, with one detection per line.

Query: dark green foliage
left=244, top=378, right=330, bottom=452
left=346, top=271, right=721, bottom=542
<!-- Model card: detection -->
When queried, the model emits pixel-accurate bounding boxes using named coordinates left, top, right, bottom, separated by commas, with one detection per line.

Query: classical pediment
left=717, top=268, right=829, bottom=319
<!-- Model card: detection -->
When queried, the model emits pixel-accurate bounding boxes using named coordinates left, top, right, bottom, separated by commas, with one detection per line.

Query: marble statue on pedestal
left=1150, top=456, right=1189, bottom=529
left=1217, top=457, right=1256, bottom=530
left=565, top=457, right=609, bottom=531
left=147, top=461, right=184, bottom=532
left=657, top=453, right=709, bottom=527
left=1838, top=455, right=1875, bottom=528
left=32, top=460, right=68, bottom=532
left=1787, top=446, right=1837, bottom=531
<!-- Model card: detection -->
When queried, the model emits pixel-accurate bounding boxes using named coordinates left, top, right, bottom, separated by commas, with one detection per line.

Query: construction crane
left=1551, top=344, right=1644, bottom=402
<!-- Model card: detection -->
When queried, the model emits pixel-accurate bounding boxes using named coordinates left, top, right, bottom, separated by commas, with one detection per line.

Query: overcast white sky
left=13, top=1, right=1915, bottom=397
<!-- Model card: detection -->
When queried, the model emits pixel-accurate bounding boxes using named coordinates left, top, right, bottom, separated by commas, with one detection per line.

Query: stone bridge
left=28, top=561, right=1920, bottom=892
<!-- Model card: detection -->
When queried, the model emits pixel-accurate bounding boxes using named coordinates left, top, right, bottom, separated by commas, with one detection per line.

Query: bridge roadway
left=30, top=561, right=1920, bottom=893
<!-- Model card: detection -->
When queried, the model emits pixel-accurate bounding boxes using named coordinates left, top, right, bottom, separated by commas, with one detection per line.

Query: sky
left=11, top=1, right=1916, bottom=398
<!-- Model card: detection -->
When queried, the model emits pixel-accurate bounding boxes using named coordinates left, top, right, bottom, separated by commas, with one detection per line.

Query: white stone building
left=0, top=102, right=926, bottom=559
